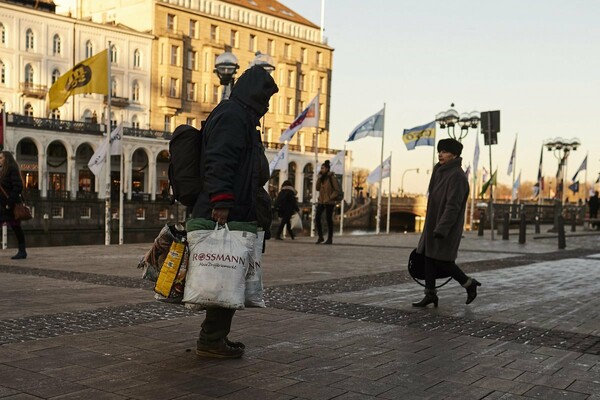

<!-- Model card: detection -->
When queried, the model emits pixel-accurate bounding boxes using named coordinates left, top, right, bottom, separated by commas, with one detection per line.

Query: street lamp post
left=435, top=104, right=480, bottom=143
left=214, top=48, right=239, bottom=101
left=400, top=168, right=419, bottom=196
left=250, top=51, right=275, bottom=73
left=545, top=137, right=580, bottom=231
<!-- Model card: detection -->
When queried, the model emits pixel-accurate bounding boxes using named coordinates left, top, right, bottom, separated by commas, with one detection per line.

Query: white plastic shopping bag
left=183, top=225, right=256, bottom=309
left=291, top=212, right=303, bottom=233
left=245, top=231, right=265, bottom=308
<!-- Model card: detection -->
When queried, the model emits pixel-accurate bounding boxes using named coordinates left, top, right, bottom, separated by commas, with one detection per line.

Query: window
left=51, top=109, right=60, bottom=120
left=186, top=117, right=196, bottom=127
left=52, top=69, right=61, bottom=84
left=212, top=85, right=219, bottom=103
left=159, top=209, right=169, bottom=220
left=24, top=103, right=33, bottom=117
left=187, top=50, right=197, bottom=70
left=132, top=80, right=140, bottom=102
left=133, top=49, right=141, bottom=68
left=0, top=60, right=5, bottom=84
left=317, top=51, right=323, bottom=66
left=85, top=40, right=93, bottom=58
left=52, top=34, right=61, bottom=55
left=286, top=97, right=292, bottom=115
left=110, top=45, right=117, bottom=63
left=164, top=115, right=171, bottom=132
left=210, top=25, right=218, bottom=41
left=167, top=14, right=176, bottom=32
left=131, top=115, right=140, bottom=129
left=169, top=78, right=178, bottom=97
left=284, top=43, right=291, bottom=58
left=25, top=29, right=34, bottom=50
left=186, top=81, right=196, bottom=101
left=320, top=77, right=325, bottom=92
left=51, top=206, right=64, bottom=219
left=0, top=23, right=5, bottom=45
left=287, top=70, right=294, bottom=87
left=267, top=39, right=274, bottom=55
left=111, top=78, right=117, bottom=97
left=24, top=63, right=34, bottom=84
left=299, top=74, right=305, bottom=91
left=249, top=34, right=256, bottom=52
left=230, top=29, right=238, bottom=47
left=301, top=48, right=307, bottom=63
left=160, top=76, right=165, bottom=96
left=170, top=45, right=179, bottom=65
left=135, top=207, right=146, bottom=220
left=189, top=19, right=197, bottom=38
left=80, top=207, right=91, bottom=219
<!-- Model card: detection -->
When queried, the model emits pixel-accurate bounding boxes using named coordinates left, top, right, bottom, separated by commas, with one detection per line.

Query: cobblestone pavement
left=0, top=229, right=599, bottom=399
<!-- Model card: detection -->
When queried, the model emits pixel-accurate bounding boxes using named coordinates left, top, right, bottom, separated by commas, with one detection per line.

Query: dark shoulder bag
left=0, top=186, right=32, bottom=221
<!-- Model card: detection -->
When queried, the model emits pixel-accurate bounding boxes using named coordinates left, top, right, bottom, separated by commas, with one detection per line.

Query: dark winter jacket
left=589, top=194, right=599, bottom=214
left=417, top=157, right=469, bottom=262
left=192, top=66, right=278, bottom=232
left=316, top=172, right=341, bottom=204
left=275, top=186, right=299, bottom=218
left=0, top=167, right=24, bottom=223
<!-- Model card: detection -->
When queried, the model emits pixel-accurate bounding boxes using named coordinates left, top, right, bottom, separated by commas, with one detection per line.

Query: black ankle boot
left=464, top=278, right=481, bottom=305
left=412, top=289, right=438, bottom=308
left=11, top=250, right=27, bottom=260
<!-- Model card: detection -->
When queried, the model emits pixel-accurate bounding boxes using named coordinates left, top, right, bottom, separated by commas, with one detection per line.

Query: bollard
left=571, top=209, right=577, bottom=232
left=478, top=210, right=485, bottom=237
left=535, top=214, right=540, bottom=234
left=557, top=215, right=566, bottom=249
left=519, top=212, right=526, bottom=244
left=502, top=212, right=510, bottom=240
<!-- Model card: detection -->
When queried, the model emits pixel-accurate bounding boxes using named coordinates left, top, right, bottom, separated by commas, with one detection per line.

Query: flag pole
left=119, top=140, right=124, bottom=245
left=339, top=145, right=346, bottom=236
left=1, top=105, right=7, bottom=250
left=584, top=151, right=588, bottom=199
left=386, top=151, right=391, bottom=234
left=104, top=42, right=112, bottom=246
left=510, top=133, right=517, bottom=204
left=375, top=103, right=385, bottom=235
left=310, top=125, right=319, bottom=238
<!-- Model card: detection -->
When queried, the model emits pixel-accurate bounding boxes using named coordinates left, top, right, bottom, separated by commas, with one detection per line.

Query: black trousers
left=276, top=214, right=294, bottom=238
left=424, top=256, right=468, bottom=290
left=316, top=204, right=334, bottom=240
left=6, top=220, right=26, bottom=251
left=198, top=307, right=236, bottom=345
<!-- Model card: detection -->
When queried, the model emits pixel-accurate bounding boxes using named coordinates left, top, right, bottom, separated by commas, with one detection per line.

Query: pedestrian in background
left=412, top=139, right=481, bottom=307
left=0, top=151, right=27, bottom=259
left=274, top=180, right=299, bottom=240
left=315, top=159, right=341, bottom=244
left=191, top=65, right=278, bottom=358
left=589, top=191, right=599, bottom=219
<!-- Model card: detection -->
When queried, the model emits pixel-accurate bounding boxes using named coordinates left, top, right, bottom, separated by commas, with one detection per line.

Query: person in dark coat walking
left=0, top=151, right=27, bottom=259
left=192, top=65, right=278, bottom=358
left=315, top=160, right=341, bottom=244
left=274, top=180, right=299, bottom=240
left=589, top=191, right=599, bottom=219
left=412, top=139, right=481, bottom=307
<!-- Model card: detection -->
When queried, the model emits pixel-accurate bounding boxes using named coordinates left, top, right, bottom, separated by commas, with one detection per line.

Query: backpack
left=329, top=175, right=344, bottom=203
left=168, top=124, right=204, bottom=206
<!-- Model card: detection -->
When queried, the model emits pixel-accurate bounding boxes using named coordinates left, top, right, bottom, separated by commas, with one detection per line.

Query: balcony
left=157, top=95, right=182, bottom=112
left=20, top=82, right=48, bottom=99
left=158, top=28, right=184, bottom=40
left=104, top=96, right=130, bottom=108
left=123, top=127, right=171, bottom=140
left=7, top=114, right=103, bottom=135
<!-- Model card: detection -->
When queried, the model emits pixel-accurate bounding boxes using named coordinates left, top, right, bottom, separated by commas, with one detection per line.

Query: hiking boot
left=196, top=339, right=244, bottom=359
left=225, top=337, right=245, bottom=350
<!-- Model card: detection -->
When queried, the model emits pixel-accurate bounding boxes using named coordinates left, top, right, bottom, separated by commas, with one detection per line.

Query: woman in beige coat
left=315, top=160, right=341, bottom=244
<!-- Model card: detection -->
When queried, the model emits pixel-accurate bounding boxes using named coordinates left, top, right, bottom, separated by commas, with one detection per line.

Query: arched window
left=111, top=78, right=117, bottom=97
left=110, top=111, right=117, bottom=130
left=24, top=103, right=33, bottom=117
left=85, top=40, right=93, bottom=58
left=131, top=114, right=139, bottom=129
left=24, top=63, right=34, bottom=84
left=25, top=28, right=34, bottom=50
left=51, top=109, right=60, bottom=120
left=51, top=68, right=60, bottom=84
left=0, top=23, right=6, bottom=45
left=110, top=44, right=117, bottom=63
left=131, top=80, right=140, bottom=102
left=52, top=34, right=61, bottom=55
left=82, top=109, right=92, bottom=123
left=133, top=49, right=141, bottom=68
left=288, top=162, right=297, bottom=189
left=0, top=60, right=5, bottom=84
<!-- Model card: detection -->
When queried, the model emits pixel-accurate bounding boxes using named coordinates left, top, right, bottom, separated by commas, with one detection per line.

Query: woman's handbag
left=0, top=187, right=32, bottom=221
left=407, top=249, right=452, bottom=288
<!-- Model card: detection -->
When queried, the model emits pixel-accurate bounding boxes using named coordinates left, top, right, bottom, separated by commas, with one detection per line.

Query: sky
left=279, top=0, right=600, bottom=196
left=55, top=0, right=600, bottom=196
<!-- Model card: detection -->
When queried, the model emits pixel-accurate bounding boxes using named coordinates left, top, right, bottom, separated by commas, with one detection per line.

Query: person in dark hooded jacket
left=192, top=65, right=278, bottom=358
left=274, top=180, right=299, bottom=240
left=412, top=138, right=481, bottom=308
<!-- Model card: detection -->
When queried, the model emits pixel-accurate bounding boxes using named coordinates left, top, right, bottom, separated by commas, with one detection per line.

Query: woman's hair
left=281, top=180, right=293, bottom=187
left=0, top=151, right=21, bottom=181
left=322, top=160, right=331, bottom=170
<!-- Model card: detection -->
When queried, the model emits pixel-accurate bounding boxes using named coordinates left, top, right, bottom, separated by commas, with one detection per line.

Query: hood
left=230, top=65, right=279, bottom=118
left=281, top=185, right=297, bottom=194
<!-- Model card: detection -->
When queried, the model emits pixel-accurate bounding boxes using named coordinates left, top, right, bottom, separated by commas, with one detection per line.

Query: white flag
left=88, top=123, right=123, bottom=177
left=279, top=94, right=319, bottom=142
left=512, top=170, right=521, bottom=198
left=366, top=155, right=391, bottom=184
left=346, top=108, right=384, bottom=142
left=269, top=144, right=288, bottom=175
left=329, top=150, right=345, bottom=175
left=507, top=136, right=517, bottom=175
left=473, top=133, right=480, bottom=175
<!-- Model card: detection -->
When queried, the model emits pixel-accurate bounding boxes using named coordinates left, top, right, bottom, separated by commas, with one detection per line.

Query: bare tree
left=352, top=168, right=371, bottom=198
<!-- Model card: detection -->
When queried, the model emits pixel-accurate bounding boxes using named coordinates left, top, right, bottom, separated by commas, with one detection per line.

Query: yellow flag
left=48, top=49, right=108, bottom=110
